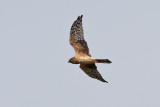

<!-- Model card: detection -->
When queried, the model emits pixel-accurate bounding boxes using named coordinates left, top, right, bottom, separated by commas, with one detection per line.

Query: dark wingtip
left=104, top=80, right=108, bottom=83
left=101, top=79, right=108, bottom=83
left=77, top=15, right=83, bottom=20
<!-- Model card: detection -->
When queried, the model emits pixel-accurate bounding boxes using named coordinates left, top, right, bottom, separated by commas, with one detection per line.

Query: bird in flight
left=68, top=15, right=112, bottom=83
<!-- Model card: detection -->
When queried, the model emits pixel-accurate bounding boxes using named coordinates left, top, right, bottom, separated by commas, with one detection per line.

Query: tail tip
left=107, top=59, right=112, bottom=63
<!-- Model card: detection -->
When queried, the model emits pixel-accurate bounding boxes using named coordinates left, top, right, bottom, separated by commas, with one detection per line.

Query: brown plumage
left=68, top=15, right=112, bottom=83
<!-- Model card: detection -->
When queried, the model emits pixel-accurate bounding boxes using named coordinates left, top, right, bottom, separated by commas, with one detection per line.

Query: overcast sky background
left=0, top=0, right=160, bottom=107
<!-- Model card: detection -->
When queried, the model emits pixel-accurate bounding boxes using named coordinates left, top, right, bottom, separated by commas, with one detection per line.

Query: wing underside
left=80, top=63, right=107, bottom=83
left=70, top=15, right=90, bottom=56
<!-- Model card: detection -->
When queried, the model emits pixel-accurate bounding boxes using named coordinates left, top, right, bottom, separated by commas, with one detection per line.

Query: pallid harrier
left=68, top=15, right=112, bottom=83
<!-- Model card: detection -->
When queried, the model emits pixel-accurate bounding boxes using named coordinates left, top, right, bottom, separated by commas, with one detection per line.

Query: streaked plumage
left=68, top=15, right=112, bottom=83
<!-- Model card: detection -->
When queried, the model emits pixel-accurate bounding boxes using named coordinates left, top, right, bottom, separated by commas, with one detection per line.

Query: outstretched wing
left=70, top=15, right=90, bottom=56
left=80, top=63, right=108, bottom=83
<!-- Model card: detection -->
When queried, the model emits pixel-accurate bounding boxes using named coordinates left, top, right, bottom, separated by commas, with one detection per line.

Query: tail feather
left=94, top=59, right=112, bottom=63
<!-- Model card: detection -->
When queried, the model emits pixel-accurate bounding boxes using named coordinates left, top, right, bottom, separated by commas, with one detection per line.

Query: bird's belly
left=76, top=56, right=93, bottom=63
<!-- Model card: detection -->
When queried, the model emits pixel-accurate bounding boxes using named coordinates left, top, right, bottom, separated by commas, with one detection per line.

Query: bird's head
left=68, top=57, right=79, bottom=64
left=68, top=58, right=74, bottom=63
left=68, top=57, right=74, bottom=64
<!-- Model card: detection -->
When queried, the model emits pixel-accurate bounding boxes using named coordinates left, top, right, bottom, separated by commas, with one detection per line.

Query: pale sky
left=0, top=0, right=160, bottom=107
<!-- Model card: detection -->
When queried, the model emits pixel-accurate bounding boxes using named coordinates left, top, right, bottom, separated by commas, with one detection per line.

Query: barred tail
left=94, top=59, right=112, bottom=64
